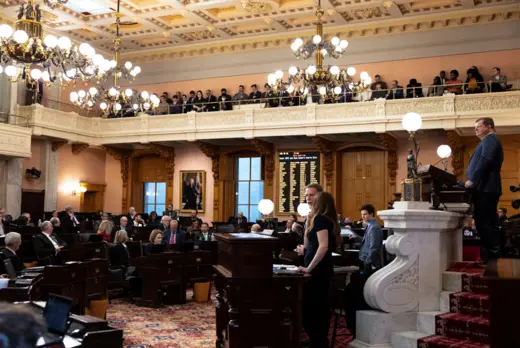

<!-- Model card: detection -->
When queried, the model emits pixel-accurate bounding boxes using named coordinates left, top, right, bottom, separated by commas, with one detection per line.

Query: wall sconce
left=61, top=181, right=87, bottom=196
left=72, top=186, right=87, bottom=196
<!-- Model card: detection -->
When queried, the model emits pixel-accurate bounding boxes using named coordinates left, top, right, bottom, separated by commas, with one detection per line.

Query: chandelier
left=44, top=0, right=68, bottom=10
left=267, top=1, right=371, bottom=98
left=70, top=0, right=155, bottom=115
left=0, top=0, right=104, bottom=85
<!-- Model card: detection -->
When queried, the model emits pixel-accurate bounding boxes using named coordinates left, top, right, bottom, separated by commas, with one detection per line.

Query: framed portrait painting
left=179, top=170, right=206, bottom=213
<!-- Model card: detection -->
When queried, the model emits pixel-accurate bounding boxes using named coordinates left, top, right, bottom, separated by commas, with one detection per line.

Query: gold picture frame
left=179, top=170, right=206, bottom=213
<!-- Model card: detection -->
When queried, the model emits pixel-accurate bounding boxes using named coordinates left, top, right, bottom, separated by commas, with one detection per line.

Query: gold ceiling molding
left=125, top=10, right=519, bottom=62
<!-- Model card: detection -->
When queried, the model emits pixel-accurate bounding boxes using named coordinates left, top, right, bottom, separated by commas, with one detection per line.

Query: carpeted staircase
left=392, top=261, right=491, bottom=348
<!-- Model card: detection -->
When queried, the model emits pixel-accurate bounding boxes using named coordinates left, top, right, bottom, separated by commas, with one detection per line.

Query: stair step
left=443, top=271, right=463, bottom=292
left=391, top=331, right=429, bottom=348
left=417, top=311, right=444, bottom=335
left=449, top=292, right=490, bottom=318
left=434, top=313, right=490, bottom=344
left=417, top=334, right=490, bottom=347
left=440, top=291, right=453, bottom=312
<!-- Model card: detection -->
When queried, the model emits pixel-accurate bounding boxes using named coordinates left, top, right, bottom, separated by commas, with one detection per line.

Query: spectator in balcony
left=291, top=90, right=307, bottom=106
left=439, top=70, right=447, bottom=87
left=446, top=70, right=463, bottom=95
left=156, top=95, right=170, bottom=115
left=186, top=90, right=196, bottom=112
left=218, top=88, right=233, bottom=111
left=465, top=68, right=484, bottom=94
left=370, top=74, right=388, bottom=99
left=171, top=95, right=182, bottom=114
left=249, top=84, right=262, bottom=103
left=428, top=76, right=444, bottom=96
left=406, top=78, right=424, bottom=98
left=264, top=83, right=279, bottom=108
left=162, top=92, right=173, bottom=104
left=280, top=89, right=291, bottom=107
left=233, top=85, right=248, bottom=104
left=205, top=89, right=218, bottom=112
left=176, top=91, right=182, bottom=101
left=386, top=80, right=404, bottom=100
left=181, top=94, right=189, bottom=113
left=192, top=90, right=206, bottom=112
left=489, top=67, right=508, bottom=92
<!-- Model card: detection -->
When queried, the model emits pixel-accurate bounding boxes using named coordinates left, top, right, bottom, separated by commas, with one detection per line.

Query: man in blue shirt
left=465, top=117, right=503, bottom=263
left=350, top=203, right=384, bottom=273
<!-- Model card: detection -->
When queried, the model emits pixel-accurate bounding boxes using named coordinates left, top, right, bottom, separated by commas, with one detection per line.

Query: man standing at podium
left=465, top=117, right=503, bottom=263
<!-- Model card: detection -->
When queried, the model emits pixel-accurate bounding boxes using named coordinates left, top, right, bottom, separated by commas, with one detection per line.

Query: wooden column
left=312, top=136, right=335, bottom=192
left=378, top=133, right=398, bottom=199
left=147, top=143, right=175, bottom=206
left=251, top=139, right=275, bottom=202
left=195, top=141, right=221, bottom=221
left=446, top=130, right=465, bottom=180
left=103, top=146, right=132, bottom=213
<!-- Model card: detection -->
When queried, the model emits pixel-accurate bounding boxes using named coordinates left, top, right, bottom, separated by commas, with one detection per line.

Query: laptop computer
left=36, top=294, right=73, bottom=347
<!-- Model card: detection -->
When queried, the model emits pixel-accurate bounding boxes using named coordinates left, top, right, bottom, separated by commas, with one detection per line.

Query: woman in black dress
left=298, top=191, right=339, bottom=347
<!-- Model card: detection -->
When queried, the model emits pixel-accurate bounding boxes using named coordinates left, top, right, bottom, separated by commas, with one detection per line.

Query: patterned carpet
left=107, top=290, right=352, bottom=348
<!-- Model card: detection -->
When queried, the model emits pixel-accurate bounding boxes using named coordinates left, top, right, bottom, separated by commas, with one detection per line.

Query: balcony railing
left=13, top=90, right=520, bottom=146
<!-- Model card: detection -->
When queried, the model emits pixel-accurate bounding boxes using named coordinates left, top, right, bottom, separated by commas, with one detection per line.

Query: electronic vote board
left=278, top=151, right=321, bottom=213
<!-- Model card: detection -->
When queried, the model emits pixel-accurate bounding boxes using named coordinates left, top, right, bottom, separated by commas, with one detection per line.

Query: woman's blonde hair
left=305, top=191, right=340, bottom=245
left=149, top=229, right=163, bottom=243
left=114, top=230, right=128, bottom=244
left=98, top=220, right=114, bottom=235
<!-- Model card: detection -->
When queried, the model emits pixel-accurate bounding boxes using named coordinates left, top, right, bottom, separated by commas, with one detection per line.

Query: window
left=143, top=182, right=166, bottom=214
left=236, top=157, right=264, bottom=222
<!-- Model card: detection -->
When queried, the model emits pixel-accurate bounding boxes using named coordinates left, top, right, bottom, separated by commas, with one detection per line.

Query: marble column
left=0, top=158, right=23, bottom=218
left=41, top=141, right=59, bottom=211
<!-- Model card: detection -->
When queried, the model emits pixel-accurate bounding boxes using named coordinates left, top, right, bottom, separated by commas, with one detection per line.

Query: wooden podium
left=214, top=233, right=307, bottom=348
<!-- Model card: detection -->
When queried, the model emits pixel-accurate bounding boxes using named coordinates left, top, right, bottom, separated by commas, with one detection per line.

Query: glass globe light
left=0, top=24, right=13, bottom=39
left=287, top=85, right=295, bottom=93
left=275, top=70, right=283, bottom=79
left=109, top=60, right=117, bottom=68
left=297, top=203, right=311, bottom=217
left=66, top=68, right=76, bottom=78
left=101, top=59, right=111, bottom=71
left=109, top=87, right=118, bottom=97
left=360, top=71, right=370, bottom=80
left=124, top=61, right=132, bottom=70
left=329, top=66, right=340, bottom=75
left=437, top=145, right=452, bottom=159
left=133, top=66, right=141, bottom=74
left=79, top=43, right=92, bottom=56
left=78, top=90, right=86, bottom=98
left=267, top=73, right=275, bottom=82
left=129, top=70, right=137, bottom=77
left=294, top=38, right=303, bottom=48
left=312, top=35, right=322, bottom=44
left=100, top=102, right=107, bottom=110
left=143, top=102, right=150, bottom=110
left=331, top=37, right=340, bottom=46
left=0, top=66, right=4, bottom=74
left=349, top=82, right=354, bottom=90
left=69, top=92, right=78, bottom=102
left=5, top=65, right=17, bottom=77
left=318, top=86, right=327, bottom=95
left=13, top=30, right=28, bottom=44
left=365, top=77, right=372, bottom=85
left=89, top=87, right=98, bottom=95
left=141, top=91, right=150, bottom=99
left=334, top=86, right=342, bottom=94
left=258, top=199, right=274, bottom=215
left=402, top=112, right=422, bottom=132
left=115, top=103, right=122, bottom=111
left=288, top=66, right=298, bottom=76
left=57, top=36, right=72, bottom=50
left=335, top=46, right=342, bottom=52
left=346, top=67, right=356, bottom=76
left=340, top=39, right=349, bottom=49
left=290, top=42, right=299, bottom=51
left=306, top=65, right=316, bottom=75
left=125, top=89, right=133, bottom=97
left=132, top=104, right=138, bottom=110
left=43, top=35, right=58, bottom=48
left=303, top=88, right=309, bottom=95
left=321, top=49, right=328, bottom=56
left=93, top=54, right=104, bottom=66
left=150, top=94, right=158, bottom=103
left=30, top=69, right=42, bottom=80
left=87, top=100, right=94, bottom=107
left=42, top=71, right=50, bottom=82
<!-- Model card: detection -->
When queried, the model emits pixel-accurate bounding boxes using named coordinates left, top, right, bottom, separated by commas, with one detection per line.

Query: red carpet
left=418, top=262, right=490, bottom=348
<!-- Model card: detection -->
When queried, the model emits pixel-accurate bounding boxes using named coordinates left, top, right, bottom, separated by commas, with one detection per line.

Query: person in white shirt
left=284, top=219, right=295, bottom=233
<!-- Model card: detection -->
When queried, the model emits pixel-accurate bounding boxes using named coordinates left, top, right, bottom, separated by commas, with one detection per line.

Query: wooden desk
left=0, top=274, right=42, bottom=302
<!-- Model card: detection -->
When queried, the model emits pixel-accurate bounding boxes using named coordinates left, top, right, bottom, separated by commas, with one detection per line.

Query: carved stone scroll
left=195, top=141, right=220, bottom=183
left=446, top=130, right=465, bottom=179
left=147, top=143, right=175, bottom=184
left=51, top=141, right=67, bottom=152
left=311, top=136, right=335, bottom=188
left=103, top=146, right=132, bottom=212
left=378, top=133, right=398, bottom=183
left=251, top=139, right=275, bottom=186
left=71, top=143, right=89, bottom=155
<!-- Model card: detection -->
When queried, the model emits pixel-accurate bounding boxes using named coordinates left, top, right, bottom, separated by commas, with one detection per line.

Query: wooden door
left=83, top=191, right=100, bottom=212
left=21, top=190, right=45, bottom=222
left=341, top=150, right=386, bottom=221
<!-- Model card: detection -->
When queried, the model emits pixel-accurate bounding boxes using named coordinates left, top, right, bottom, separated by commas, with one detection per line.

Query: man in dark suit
left=33, top=221, right=67, bottom=265
left=205, top=89, right=218, bottom=112
left=162, top=204, right=178, bottom=219
left=163, top=219, right=186, bottom=245
left=218, top=88, right=233, bottom=111
left=60, top=205, right=80, bottom=233
left=126, top=207, right=137, bottom=228
left=465, top=117, right=504, bottom=263
left=195, top=222, right=215, bottom=241
left=228, top=211, right=247, bottom=225
left=0, top=232, right=25, bottom=274
left=249, top=84, right=262, bottom=103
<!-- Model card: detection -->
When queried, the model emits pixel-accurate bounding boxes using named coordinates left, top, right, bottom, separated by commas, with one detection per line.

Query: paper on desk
left=273, top=264, right=298, bottom=271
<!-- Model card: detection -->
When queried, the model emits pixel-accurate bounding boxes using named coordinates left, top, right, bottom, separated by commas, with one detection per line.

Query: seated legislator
left=283, top=219, right=295, bottom=233
left=348, top=204, right=384, bottom=273
left=110, top=230, right=131, bottom=268
left=251, top=224, right=262, bottom=233
left=134, top=214, right=146, bottom=227
left=0, top=303, right=46, bottom=347
left=187, top=220, right=201, bottom=240
left=162, top=204, right=179, bottom=219
left=50, top=217, right=62, bottom=233
left=60, top=205, right=80, bottom=233
left=0, top=232, right=25, bottom=274
left=97, top=220, right=114, bottom=242
left=144, top=229, right=164, bottom=255
left=163, top=219, right=186, bottom=246
left=147, top=211, right=160, bottom=225
left=195, top=222, right=215, bottom=242
left=33, top=221, right=67, bottom=265
left=228, top=211, right=247, bottom=225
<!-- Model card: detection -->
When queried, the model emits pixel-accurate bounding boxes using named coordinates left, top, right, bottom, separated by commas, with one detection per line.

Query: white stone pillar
left=0, top=158, right=23, bottom=218
left=41, top=141, right=59, bottom=211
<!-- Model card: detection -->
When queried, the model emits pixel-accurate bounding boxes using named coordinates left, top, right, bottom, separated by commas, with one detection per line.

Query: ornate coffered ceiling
left=0, top=0, right=518, bottom=61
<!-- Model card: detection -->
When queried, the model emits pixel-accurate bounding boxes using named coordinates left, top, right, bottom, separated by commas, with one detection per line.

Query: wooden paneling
left=341, top=150, right=386, bottom=221
left=79, top=182, right=106, bottom=213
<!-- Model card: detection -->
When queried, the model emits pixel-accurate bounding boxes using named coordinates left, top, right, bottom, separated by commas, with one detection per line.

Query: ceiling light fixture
left=44, top=0, right=68, bottom=10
